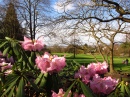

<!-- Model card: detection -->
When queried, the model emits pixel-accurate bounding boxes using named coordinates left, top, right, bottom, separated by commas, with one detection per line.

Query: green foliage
left=0, top=37, right=130, bottom=97
left=0, top=37, right=45, bottom=96
left=64, top=79, right=96, bottom=97
left=108, top=81, right=130, bottom=97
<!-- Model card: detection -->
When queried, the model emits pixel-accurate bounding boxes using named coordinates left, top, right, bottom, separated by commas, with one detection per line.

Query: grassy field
left=53, top=53, right=130, bottom=73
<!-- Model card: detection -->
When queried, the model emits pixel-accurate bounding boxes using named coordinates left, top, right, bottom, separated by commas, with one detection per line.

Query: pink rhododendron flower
left=51, top=88, right=64, bottom=97
left=90, top=74, right=119, bottom=94
left=35, top=52, right=66, bottom=73
left=0, top=58, right=5, bottom=63
left=0, top=51, right=14, bottom=63
left=4, top=70, right=12, bottom=75
left=51, top=88, right=71, bottom=97
left=74, top=65, right=88, bottom=78
left=87, top=61, right=108, bottom=77
left=21, top=36, right=44, bottom=51
left=74, top=65, right=90, bottom=84
left=0, top=62, right=12, bottom=71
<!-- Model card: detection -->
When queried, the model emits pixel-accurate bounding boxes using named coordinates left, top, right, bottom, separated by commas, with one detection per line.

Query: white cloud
left=53, top=1, right=75, bottom=12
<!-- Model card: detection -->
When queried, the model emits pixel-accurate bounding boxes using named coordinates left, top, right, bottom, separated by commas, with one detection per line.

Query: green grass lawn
left=53, top=53, right=130, bottom=73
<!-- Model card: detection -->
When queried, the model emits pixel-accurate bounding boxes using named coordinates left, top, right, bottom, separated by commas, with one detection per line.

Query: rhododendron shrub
left=74, top=62, right=119, bottom=96
left=0, top=36, right=129, bottom=97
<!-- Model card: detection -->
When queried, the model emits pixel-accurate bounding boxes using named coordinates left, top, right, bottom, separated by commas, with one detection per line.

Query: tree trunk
left=109, top=50, right=115, bottom=73
left=73, top=46, right=76, bottom=58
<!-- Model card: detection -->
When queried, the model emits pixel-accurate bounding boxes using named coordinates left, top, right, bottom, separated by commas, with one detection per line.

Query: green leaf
left=64, top=80, right=76, bottom=97
left=35, top=73, right=44, bottom=84
left=8, top=86, right=15, bottom=97
left=4, top=74, right=19, bottom=88
left=11, top=41, right=16, bottom=47
left=35, top=73, right=48, bottom=88
left=73, top=60, right=81, bottom=66
left=29, top=57, right=33, bottom=64
left=0, top=41, right=8, bottom=48
left=16, top=77, right=25, bottom=97
left=5, top=37, right=12, bottom=40
left=124, top=84, right=130, bottom=96
left=2, top=77, right=19, bottom=96
left=121, top=81, right=125, bottom=94
left=31, top=52, right=36, bottom=60
left=18, top=55, right=23, bottom=62
left=3, top=47, right=10, bottom=56
left=24, top=75, right=39, bottom=92
left=13, top=47, right=19, bottom=56
left=39, top=75, right=47, bottom=88
left=80, top=81, right=96, bottom=97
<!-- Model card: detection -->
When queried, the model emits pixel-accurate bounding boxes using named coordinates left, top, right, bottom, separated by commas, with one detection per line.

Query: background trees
left=1, top=2, right=24, bottom=40
left=52, top=0, right=130, bottom=73
left=0, top=0, right=130, bottom=73
left=0, top=0, right=52, bottom=40
left=14, top=0, right=52, bottom=39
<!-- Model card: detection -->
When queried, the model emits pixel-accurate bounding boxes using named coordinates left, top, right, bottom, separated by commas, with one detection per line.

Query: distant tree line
left=48, top=43, right=130, bottom=57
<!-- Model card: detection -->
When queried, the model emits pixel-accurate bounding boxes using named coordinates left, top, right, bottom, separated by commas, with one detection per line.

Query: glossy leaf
left=120, top=81, right=125, bottom=96
left=35, top=73, right=44, bottom=84
left=24, top=75, right=39, bottom=92
left=4, top=74, right=19, bottom=88
left=5, top=37, right=12, bottom=41
left=0, top=41, right=8, bottom=48
left=18, top=55, right=23, bottom=62
left=8, top=86, right=15, bottom=97
left=64, top=80, right=76, bottom=97
left=13, top=47, right=19, bottom=56
left=2, top=76, right=19, bottom=96
left=3, top=47, right=10, bottom=56
left=124, top=84, right=130, bottom=96
left=80, top=81, right=96, bottom=97
left=16, top=77, right=25, bottom=97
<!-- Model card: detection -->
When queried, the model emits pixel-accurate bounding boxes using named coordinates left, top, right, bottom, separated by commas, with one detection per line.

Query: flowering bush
left=74, top=62, right=118, bottom=96
left=21, top=36, right=44, bottom=51
left=0, top=36, right=130, bottom=97
left=35, top=52, right=66, bottom=74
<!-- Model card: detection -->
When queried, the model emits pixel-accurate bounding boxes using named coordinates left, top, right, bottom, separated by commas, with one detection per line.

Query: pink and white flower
left=51, top=88, right=71, bottom=97
left=21, top=36, right=44, bottom=51
left=35, top=52, right=66, bottom=74
left=90, top=74, right=119, bottom=94
left=87, top=61, right=108, bottom=77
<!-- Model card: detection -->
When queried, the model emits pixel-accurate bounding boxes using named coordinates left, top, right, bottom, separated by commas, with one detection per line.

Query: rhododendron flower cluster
left=74, top=61, right=119, bottom=95
left=0, top=51, right=13, bottom=75
left=87, top=61, right=108, bottom=77
left=21, top=36, right=44, bottom=51
left=74, top=65, right=90, bottom=84
left=51, top=88, right=85, bottom=97
left=35, top=52, right=66, bottom=74
left=90, top=74, right=119, bottom=94
left=0, top=62, right=12, bottom=71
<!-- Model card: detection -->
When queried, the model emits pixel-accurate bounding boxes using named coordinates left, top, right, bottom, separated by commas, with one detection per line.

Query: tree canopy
left=2, top=2, right=24, bottom=40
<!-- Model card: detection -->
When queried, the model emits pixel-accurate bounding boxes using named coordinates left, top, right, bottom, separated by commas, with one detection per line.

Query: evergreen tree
left=2, top=2, right=24, bottom=40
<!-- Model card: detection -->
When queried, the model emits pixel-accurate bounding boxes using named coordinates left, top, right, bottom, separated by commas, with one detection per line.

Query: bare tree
left=0, top=0, right=52, bottom=40
left=56, top=0, right=130, bottom=23
left=52, top=0, right=130, bottom=73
